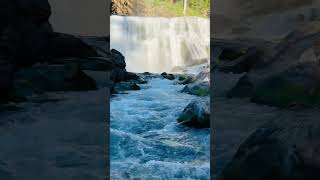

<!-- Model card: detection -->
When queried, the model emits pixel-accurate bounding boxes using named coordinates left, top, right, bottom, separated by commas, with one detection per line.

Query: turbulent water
left=110, top=78, right=210, bottom=179
left=110, top=15, right=210, bottom=73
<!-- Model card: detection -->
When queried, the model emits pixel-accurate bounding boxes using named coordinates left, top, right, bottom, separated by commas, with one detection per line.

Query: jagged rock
left=220, top=111, right=320, bottom=180
left=111, top=49, right=126, bottom=69
left=182, top=81, right=210, bottom=96
left=228, top=22, right=320, bottom=107
left=177, top=97, right=210, bottom=128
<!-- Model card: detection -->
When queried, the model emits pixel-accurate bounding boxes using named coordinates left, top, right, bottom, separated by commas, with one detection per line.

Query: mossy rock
left=182, top=82, right=209, bottom=96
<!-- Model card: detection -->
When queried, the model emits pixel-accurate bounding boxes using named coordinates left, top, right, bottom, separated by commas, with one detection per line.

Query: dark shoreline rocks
left=215, top=22, right=320, bottom=108
left=220, top=110, right=320, bottom=180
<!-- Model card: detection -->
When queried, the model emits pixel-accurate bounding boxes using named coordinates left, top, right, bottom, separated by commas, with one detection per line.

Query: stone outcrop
left=220, top=110, right=320, bottom=180
left=228, top=22, right=320, bottom=107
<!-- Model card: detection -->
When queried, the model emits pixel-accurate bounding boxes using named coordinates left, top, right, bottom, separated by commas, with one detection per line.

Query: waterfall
left=110, top=15, right=210, bottom=73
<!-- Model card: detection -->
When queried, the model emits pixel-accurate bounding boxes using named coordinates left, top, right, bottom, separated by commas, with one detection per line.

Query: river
left=110, top=77, right=210, bottom=179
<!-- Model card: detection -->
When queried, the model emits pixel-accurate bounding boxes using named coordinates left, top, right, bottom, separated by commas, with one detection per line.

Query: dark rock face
left=228, top=22, right=320, bottom=107
left=0, top=62, right=14, bottom=103
left=217, top=47, right=262, bottom=73
left=0, top=0, right=53, bottom=65
left=111, top=49, right=126, bottom=69
left=14, top=64, right=96, bottom=97
left=220, top=111, right=320, bottom=180
left=0, top=0, right=99, bottom=66
left=47, top=33, right=99, bottom=59
left=177, top=97, right=210, bottom=128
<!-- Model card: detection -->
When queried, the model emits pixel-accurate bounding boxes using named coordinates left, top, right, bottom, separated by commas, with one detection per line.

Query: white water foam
left=110, top=78, right=210, bottom=179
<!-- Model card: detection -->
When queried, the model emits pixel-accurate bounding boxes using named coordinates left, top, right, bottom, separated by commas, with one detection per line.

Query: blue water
left=110, top=77, right=210, bottom=179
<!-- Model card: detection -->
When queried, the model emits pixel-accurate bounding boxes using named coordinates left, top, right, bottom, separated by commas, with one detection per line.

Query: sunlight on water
left=111, top=15, right=210, bottom=73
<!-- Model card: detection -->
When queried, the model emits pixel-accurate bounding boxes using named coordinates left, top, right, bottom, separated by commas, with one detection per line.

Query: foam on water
left=111, top=15, right=210, bottom=73
left=110, top=78, right=210, bottom=179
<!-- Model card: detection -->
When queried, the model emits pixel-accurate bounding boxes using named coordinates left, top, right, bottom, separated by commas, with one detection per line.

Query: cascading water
left=110, top=15, right=210, bottom=73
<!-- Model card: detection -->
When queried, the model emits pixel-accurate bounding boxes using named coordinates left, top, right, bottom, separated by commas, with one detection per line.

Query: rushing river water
left=110, top=15, right=210, bottom=73
left=110, top=77, right=210, bottom=179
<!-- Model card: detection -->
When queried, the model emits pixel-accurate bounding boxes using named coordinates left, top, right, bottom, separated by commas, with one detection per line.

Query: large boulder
left=177, top=97, right=210, bottom=128
left=217, top=47, right=262, bottom=73
left=228, top=22, right=320, bottom=107
left=111, top=49, right=126, bottom=69
left=48, top=33, right=99, bottom=59
left=14, top=64, right=96, bottom=97
left=220, top=110, right=320, bottom=180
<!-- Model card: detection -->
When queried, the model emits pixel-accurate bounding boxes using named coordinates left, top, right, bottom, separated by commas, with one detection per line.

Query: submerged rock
left=182, top=81, right=209, bottom=96
left=220, top=111, right=320, bottom=180
left=177, top=97, right=210, bottom=128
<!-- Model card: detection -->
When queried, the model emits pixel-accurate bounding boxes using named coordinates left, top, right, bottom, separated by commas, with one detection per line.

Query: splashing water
left=110, top=15, right=210, bottom=73
left=110, top=78, right=210, bottom=179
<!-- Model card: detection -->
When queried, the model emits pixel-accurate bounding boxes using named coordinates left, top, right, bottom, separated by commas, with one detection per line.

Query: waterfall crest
left=111, top=15, right=210, bottom=73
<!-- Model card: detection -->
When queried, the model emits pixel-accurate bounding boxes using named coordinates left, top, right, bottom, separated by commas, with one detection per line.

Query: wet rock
left=177, top=97, right=210, bottom=128
left=182, top=81, right=209, bottom=96
left=161, top=72, right=175, bottom=80
left=179, top=76, right=195, bottom=85
left=142, top=72, right=151, bottom=75
left=220, top=111, right=320, bottom=180
left=113, top=81, right=141, bottom=93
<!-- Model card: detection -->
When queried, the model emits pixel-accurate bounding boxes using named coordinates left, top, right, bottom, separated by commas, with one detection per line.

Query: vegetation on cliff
left=111, top=0, right=210, bottom=17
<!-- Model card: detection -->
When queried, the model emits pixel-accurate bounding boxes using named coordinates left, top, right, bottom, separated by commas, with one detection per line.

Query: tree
left=183, top=0, right=187, bottom=15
